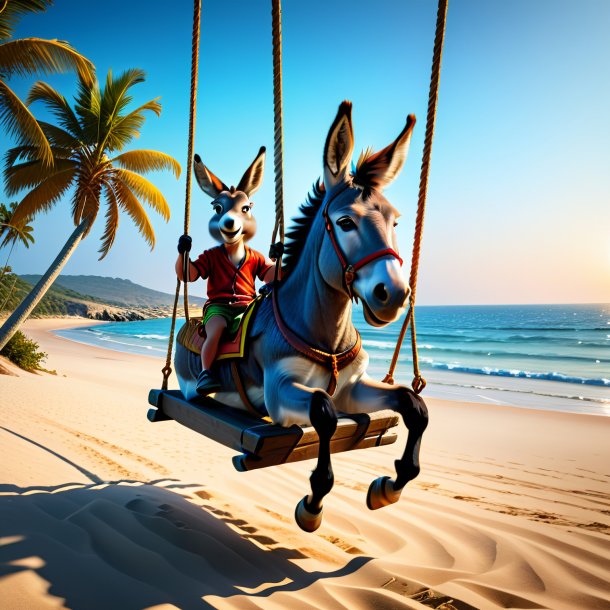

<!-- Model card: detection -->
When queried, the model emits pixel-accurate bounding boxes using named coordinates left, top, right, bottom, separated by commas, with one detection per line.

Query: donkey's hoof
left=295, top=496, right=323, bottom=532
left=366, top=476, right=402, bottom=510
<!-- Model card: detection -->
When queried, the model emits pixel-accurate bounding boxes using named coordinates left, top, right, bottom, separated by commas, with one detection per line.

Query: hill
left=1, top=274, right=205, bottom=321
left=0, top=273, right=103, bottom=318
left=19, top=275, right=206, bottom=308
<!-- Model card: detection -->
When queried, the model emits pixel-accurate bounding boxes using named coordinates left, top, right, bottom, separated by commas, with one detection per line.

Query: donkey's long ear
left=193, top=154, right=228, bottom=198
left=323, top=101, right=354, bottom=188
left=236, top=146, right=266, bottom=197
left=354, top=114, right=416, bottom=191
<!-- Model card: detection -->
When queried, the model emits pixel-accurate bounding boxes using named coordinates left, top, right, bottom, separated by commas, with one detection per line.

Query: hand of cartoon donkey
left=177, top=234, right=192, bottom=254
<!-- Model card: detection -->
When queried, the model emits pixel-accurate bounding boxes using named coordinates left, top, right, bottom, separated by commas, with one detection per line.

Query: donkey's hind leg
left=264, top=369, right=337, bottom=532
left=340, top=378, right=428, bottom=509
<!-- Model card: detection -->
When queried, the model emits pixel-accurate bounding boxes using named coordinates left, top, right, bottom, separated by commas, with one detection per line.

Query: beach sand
left=1, top=319, right=609, bottom=609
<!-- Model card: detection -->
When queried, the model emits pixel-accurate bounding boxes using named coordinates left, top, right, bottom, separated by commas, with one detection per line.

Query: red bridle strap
left=322, top=187, right=403, bottom=298
left=352, top=248, right=403, bottom=272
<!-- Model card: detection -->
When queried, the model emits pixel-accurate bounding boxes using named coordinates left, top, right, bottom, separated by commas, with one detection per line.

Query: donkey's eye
left=213, top=204, right=223, bottom=215
left=393, top=221, right=398, bottom=228
left=337, top=216, right=357, bottom=232
left=241, top=205, right=251, bottom=214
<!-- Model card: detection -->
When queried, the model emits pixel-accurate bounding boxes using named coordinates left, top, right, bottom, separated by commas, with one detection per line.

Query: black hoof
left=295, top=496, right=323, bottom=532
left=366, top=476, right=403, bottom=510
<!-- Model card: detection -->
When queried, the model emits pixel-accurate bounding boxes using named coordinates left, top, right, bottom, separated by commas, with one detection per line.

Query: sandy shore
left=0, top=318, right=609, bottom=609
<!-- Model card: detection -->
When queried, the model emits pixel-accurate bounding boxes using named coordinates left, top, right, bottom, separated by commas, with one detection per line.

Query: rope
left=383, top=0, right=448, bottom=392
left=161, top=0, right=202, bottom=388
left=270, top=0, right=285, bottom=280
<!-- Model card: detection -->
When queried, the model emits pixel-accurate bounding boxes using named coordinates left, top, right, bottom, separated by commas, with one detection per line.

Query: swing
left=148, top=0, right=448, bottom=473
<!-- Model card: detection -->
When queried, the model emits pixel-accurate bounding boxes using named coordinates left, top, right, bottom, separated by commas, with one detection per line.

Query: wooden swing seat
left=148, top=389, right=399, bottom=472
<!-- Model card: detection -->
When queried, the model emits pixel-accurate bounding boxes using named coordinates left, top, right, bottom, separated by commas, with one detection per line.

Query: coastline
left=1, top=317, right=609, bottom=609
left=50, top=316, right=610, bottom=416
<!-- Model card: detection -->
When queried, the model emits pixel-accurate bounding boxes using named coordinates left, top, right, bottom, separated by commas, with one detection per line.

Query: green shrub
left=0, top=331, right=47, bottom=371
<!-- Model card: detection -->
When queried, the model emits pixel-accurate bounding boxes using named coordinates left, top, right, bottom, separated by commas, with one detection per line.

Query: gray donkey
left=175, top=101, right=428, bottom=532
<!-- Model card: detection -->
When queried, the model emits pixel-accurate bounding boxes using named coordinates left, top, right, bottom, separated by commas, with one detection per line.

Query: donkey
left=175, top=101, right=428, bottom=532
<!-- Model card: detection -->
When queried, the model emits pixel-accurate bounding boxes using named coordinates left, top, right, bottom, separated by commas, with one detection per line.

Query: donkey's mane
left=282, top=179, right=326, bottom=274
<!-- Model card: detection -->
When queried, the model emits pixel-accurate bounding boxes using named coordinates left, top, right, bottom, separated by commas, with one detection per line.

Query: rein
left=272, top=289, right=361, bottom=396
left=321, top=184, right=403, bottom=299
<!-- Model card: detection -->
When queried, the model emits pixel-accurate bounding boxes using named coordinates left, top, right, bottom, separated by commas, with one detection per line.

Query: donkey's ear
left=323, top=101, right=354, bottom=188
left=354, top=114, right=416, bottom=191
left=193, top=154, right=228, bottom=198
left=236, top=146, right=266, bottom=197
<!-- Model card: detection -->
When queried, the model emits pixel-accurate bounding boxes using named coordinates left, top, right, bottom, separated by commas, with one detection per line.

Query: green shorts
left=202, top=303, right=248, bottom=339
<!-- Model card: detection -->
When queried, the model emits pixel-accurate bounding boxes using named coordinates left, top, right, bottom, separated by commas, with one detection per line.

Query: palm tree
left=0, top=0, right=94, bottom=167
left=0, top=201, right=34, bottom=249
left=0, top=68, right=181, bottom=349
left=0, top=201, right=34, bottom=296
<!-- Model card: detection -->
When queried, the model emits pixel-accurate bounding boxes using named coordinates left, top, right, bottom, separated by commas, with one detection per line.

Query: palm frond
left=112, top=179, right=155, bottom=249
left=71, top=178, right=102, bottom=234
left=4, top=143, right=72, bottom=172
left=101, top=68, right=145, bottom=120
left=0, top=79, right=52, bottom=165
left=0, top=38, right=94, bottom=84
left=38, top=121, right=80, bottom=149
left=10, top=166, right=76, bottom=225
left=113, top=168, right=170, bottom=221
left=4, top=144, right=36, bottom=168
left=5, top=157, right=76, bottom=195
left=111, top=150, right=181, bottom=178
left=98, top=183, right=120, bottom=258
left=98, top=69, right=151, bottom=152
left=74, top=75, right=101, bottom=142
left=0, top=0, right=52, bottom=41
left=27, top=81, right=83, bottom=138
left=107, top=97, right=161, bottom=151
left=79, top=189, right=100, bottom=235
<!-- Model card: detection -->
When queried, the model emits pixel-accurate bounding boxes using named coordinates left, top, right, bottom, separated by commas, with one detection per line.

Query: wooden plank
left=234, top=430, right=398, bottom=471
left=148, top=389, right=259, bottom=453
left=148, top=390, right=400, bottom=471
left=241, top=410, right=399, bottom=455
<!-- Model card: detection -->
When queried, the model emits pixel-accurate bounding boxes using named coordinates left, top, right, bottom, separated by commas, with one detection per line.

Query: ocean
left=55, top=303, right=609, bottom=416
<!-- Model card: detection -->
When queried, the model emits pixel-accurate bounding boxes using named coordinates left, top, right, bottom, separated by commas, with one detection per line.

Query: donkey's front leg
left=264, top=366, right=338, bottom=532
left=340, top=377, right=428, bottom=509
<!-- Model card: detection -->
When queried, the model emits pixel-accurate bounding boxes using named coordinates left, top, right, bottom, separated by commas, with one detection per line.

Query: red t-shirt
left=192, top=245, right=273, bottom=305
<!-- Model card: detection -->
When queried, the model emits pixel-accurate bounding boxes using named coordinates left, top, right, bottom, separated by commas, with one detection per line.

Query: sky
left=1, top=0, right=609, bottom=305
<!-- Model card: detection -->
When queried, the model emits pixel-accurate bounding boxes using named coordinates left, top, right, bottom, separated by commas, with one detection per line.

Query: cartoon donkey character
left=176, top=146, right=275, bottom=395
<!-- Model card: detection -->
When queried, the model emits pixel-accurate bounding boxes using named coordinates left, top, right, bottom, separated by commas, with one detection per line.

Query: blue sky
left=1, top=0, right=609, bottom=304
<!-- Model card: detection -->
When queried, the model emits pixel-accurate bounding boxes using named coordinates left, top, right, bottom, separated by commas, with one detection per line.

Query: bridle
left=271, top=181, right=403, bottom=396
left=322, top=182, right=403, bottom=300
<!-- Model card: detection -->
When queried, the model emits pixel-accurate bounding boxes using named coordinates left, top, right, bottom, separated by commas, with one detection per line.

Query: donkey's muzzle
left=356, top=258, right=409, bottom=327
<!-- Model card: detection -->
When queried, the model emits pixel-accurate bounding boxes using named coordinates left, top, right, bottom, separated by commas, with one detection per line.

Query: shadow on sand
left=0, top=479, right=371, bottom=608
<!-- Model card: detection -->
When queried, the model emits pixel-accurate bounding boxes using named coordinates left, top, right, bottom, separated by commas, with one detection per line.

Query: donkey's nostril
left=224, top=217, right=235, bottom=229
left=374, top=283, right=388, bottom=303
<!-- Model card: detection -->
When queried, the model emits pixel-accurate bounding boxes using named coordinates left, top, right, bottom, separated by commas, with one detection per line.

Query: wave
left=93, top=335, right=166, bottom=353
left=431, top=380, right=610, bottom=406
left=414, top=333, right=608, bottom=348
left=425, top=362, right=609, bottom=386
left=449, top=326, right=609, bottom=332
left=416, top=346, right=605, bottom=364
left=132, top=334, right=169, bottom=340
left=363, top=340, right=606, bottom=364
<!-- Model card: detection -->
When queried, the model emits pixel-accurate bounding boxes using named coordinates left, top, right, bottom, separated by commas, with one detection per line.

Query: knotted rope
left=161, top=0, right=202, bottom=390
left=383, top=0, right=448, bottom=393
left=270, top=0, right=285, bottom=280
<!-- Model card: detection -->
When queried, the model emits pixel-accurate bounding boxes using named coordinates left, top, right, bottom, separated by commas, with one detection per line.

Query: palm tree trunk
left=0, top=218, right=89, bottom=351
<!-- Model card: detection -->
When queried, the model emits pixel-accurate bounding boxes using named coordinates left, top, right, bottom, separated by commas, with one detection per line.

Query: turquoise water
left=55, top=303, right=610, bottom=416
